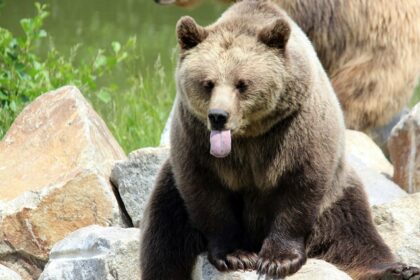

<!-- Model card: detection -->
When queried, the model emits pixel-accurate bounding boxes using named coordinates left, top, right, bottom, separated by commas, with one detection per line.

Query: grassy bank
left=0, top=1, right=223, bottom=152
left=1, top=1, right=419, bottom=153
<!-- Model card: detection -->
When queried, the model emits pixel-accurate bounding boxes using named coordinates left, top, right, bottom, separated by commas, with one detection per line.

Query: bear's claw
left=256, top=253, right=306, bottom=278
left=209, top=250, right=258, bottom=272
left=389, top=264, right=420, bottom=280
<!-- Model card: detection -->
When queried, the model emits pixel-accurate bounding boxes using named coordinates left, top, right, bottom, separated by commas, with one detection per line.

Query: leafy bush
left=0, top=3, right=175, bottom=151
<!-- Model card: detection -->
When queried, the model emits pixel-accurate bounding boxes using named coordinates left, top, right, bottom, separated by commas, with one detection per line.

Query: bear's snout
left=208, top=109, right=229, bottom=130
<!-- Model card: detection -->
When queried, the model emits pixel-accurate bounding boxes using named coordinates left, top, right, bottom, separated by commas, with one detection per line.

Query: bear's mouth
left=210, top=130, right=231, bottom=158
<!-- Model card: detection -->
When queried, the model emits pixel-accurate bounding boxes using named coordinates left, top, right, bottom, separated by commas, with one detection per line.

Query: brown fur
left=140, top=1, right=420, bottom=279
left=156, top=0, right=420, bottom=134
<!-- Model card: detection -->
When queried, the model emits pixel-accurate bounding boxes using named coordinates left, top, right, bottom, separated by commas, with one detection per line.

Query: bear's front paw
left=208, top=250, right=258, bottom=272
left=382, top=263, right=420, bottom=280
left=256, top=239, right=306, bottom=279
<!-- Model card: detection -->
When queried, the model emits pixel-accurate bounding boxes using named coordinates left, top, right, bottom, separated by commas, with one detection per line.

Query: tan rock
left=0, top=86, right=126, bottom=200
left=0, top=86, right=127, bottom=279
left=346, top=130, right=393, bottom=177
left=388, top=103, right=420, bottom=193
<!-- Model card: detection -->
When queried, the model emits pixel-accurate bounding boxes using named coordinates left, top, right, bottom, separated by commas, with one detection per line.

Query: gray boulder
left=0, top=265, right=22, bottom=280
left=199, top=257, right=351, bottom=280
left=39, top=225, right=140, bottom=280
left=111, top=147, right=169, bottom=227
left=373, top=193, right=420, bottom=266
left=345, top=130, right=407, bottom=206
left=348, top=155, right=407, bottom=206
left=39, top=192, right=420, bottom=280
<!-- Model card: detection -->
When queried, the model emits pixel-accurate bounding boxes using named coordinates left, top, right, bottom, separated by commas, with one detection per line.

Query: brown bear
left=155, top=0, right=420, bottom=141
left=141, top=1, right=420, bottom=279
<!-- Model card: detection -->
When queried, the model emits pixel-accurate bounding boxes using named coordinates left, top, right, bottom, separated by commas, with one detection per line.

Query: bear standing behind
left=276, top=0, right=420, bottom=139
left=141, top=1, right=420, bottom=279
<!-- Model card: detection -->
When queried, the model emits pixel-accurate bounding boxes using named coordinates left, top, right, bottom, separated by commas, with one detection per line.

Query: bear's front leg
left=141, top=161, right=207, bottom=280
left=257, top=235, right=306, bottom=278
left=175, top=161, right=257, bottom=272
left=204, top=208, right=258, bottom=272
left=256, top=174, right=325, bottom=278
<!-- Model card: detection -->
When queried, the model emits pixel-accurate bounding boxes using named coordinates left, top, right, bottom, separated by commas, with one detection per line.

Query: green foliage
left=410, top=85, right=420, bottom=107
left=103, top=54, right=176, bottom=152
left=0, top=3, right=175, bottom=151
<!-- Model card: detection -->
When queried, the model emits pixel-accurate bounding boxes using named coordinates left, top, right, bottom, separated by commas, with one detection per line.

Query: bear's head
left=175, top=2, right=311, bottom=157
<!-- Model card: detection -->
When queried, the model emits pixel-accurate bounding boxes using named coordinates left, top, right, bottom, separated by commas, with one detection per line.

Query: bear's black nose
left=208, top=109, right=229, bottom=130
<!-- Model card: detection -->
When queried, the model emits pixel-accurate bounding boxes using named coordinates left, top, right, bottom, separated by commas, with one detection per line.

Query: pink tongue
left=210, top=130, right=232, bottom=158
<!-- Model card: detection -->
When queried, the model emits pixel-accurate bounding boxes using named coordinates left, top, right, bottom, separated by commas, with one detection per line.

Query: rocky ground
left=0, top=86, right=419, bottom=280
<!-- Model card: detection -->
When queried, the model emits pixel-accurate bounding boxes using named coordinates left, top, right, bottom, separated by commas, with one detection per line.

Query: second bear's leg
left=140, top=161, right=206, bottom=280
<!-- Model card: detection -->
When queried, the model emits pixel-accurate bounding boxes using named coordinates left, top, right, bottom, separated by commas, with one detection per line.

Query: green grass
left=97, top=54, right=177, bottom=152
left=0, top=0, right=224, bottom=153
left=410, top=85, right=420, bottom=107
left=0, top=3, right=178, bottom=152
left=85, top=17, right=181, bottom=152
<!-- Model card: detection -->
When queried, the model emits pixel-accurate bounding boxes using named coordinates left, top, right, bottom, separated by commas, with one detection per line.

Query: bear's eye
left=202, top=80, right=215, bottom=92
left=236, top=80, right=248, bottom=93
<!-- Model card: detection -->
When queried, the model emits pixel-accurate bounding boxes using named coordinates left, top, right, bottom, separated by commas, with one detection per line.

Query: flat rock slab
left=348, top=155, right=407, bottom=206
left=38, top=194, right=420, bottom=279
left=0, top=86, right=127, bottom=279
left=199, top=257, right=351, bottom=280
left=373, top=193, right=420, bottom=266
left=111, top=147, right=169, bottom=227
left=39, top=225, right=140, bottom=280
left=345, top=130, right=406, bottom=206
left=0, top=265, right=22, bottom=280
left=40, top=225, right=351, bottom=280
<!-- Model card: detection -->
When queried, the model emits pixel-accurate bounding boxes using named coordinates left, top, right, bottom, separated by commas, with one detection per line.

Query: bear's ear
left=258, top=18, right=291, bottom=50
left=176, top=16, right=208, bottom=50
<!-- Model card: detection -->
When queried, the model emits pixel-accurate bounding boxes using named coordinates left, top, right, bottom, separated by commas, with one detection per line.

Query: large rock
left=37, top=196, right=419, bottom=280
left=388, top=103, right=420, bottom=193
left=0, top=265, right=22, bottom=280
left=199, top=257, right=351, bottom=280
left=345, top=130, right=406, bottom=205
left=111, top=147, right=169, bottom=227
left=346, top=130, right=393, bottom=176
left=348, top=155, right=407, bottom=206
left=39, top=225, right=350, bottom=280
left=39, top=225, right=140, bottom=280
left=373, top=193, right=420, bottom=266
left=0, top=86, right=127, bottom=279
